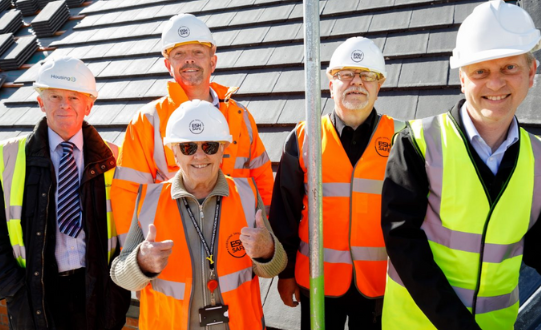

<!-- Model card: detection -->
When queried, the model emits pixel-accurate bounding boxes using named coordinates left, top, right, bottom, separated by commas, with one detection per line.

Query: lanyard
left=182, top=196, right=221, bottom=270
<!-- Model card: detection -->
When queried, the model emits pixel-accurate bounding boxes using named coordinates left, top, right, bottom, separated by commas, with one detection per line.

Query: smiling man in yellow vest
left=381, top=1, right=541, bottom=329
left=0, top=56, right=130, bottom=330
left=269, top=37, right=404, bottom=329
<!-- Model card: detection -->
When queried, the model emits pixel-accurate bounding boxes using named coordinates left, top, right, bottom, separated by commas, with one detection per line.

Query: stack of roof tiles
left=0, top=33, right=15, bottom=56
left=0, top=0, right=11, bottom=12
left=0, top=35, right=37, bottom=70
left=15, top=0, right=38, bottom=16
left=0, top=9, right=23, bottom=34
left=31, top=0, right=70, bottom=37
left=65, top=0, right=83, bottom=8
left=37, top=0, right=50, bottom=9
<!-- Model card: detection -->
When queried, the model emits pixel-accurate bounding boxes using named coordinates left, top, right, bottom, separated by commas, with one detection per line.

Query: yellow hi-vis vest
left=0, top=136, right=119, bottom=268
left=383, top=113, right=541, bottom=330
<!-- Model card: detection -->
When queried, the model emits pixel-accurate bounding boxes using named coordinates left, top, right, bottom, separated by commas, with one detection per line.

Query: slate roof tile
left=84, top=41, right=114, bottom=58
left=394, top=0, right=433, bottom=5
left=330, top=15, right=372, bottom=37
left=119, top=78, right=156, bottom=98
left=65, top=29, right=98, bottom=43
left=126, top=38, right=159, bottom=56
left=369, top=9, right=412, bottom=32
left=142, top=78, right=168, bottom=98
left=374, top=91, right=418, bottom=120
left=235, top=47, right=275, bottom=68
left=246, top=97, right=286, bottom=124
left=146, top=57, right=168, bottom=74
left=232, top=26, right=270, bottom=45
left=357, top=0, right=394, bottom=10
left=259, top=129, right=291, bottom=162
left=320, top=40, right=344, bottom=62
left=427, top=28, right=457, bottom=54
left=448, top=66, right=459, bottom=86
left=4, top=85, right=35, bottom=102
left=205, top=12, right=237, bottom=28
left=276, top=96, right=305, bottom=124
left=263, top=23, right=301, bottom=42
left=14, top=106, right=42, bottom=125
left=272, top=69, right=304, bottom=93
left=517, top=75, right=541, bottom=125
left=229, top=8, right=264, bottom=26
left=0, top=105, right=30, bottom=125
left=212, top=73, right=248, bottom=91
left=85, top=101, right=126, bottom=125
left=116, top=8, right=144, bottom=23
left=178, top=0, right=209, bottom=13
left=267, top=44, right=303, bottom=66
left=258, top=3, right=294, bottom=22
left=228, top=0, right=256, bottom=7
left=383, top=61, right=402, bottom=88
left=409, top=4, right=454, bottom=28
left=134, top=5, right=163, bottom=20
left=87, top=26, right=117, bottom=42
left=73, top=13, right=101, bottom=29
left=202, top=0, right=231, bottom=11
left=133, top=21, right=162, bottom=37
left=454, top=2, right=480, bottom=23
left=96, top=129, right=122, bottom=143
left=383, top=32, right=428, bottom=57
left=122, top=57, right=158, bottom=76
left=289, top=3, right=303, bottom=19
left=155, top=3, right=186, bottom=18
left=110, top=101, right=147, bottom=125
left=215, top=48, right=244, bottom=69
left=213, top=30, right=240, bottom=47
left=238, top=71, right=279, bottom=94
left=322, top=97, right=334, bottom=116
left=97, top=79, right=130, bottom=99
left=415, top=89, right=462, bottom=119
left=398, top=58, right=448, bottom=87
left=97, top=59, right=132, bottom=77
left=93, top=11, right=122, bottom=26
left=322, top=0, right=359, bottom=15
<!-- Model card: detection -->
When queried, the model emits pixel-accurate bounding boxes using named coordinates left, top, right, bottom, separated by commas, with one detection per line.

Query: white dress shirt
left=48, top=128, right=86, bottom=272
left=460, top=102, right=519, bottom=175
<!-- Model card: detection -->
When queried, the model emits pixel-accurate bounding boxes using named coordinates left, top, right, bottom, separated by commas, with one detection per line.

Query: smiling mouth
left=192, top=164, right=209, bottom=169
left=484, top=94, right=510, bottom=101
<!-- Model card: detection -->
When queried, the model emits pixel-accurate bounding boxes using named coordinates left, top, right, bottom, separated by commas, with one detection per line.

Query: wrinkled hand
left=240, top=210, right=274, bottom=259
left=137, top=224, right=174, bottom=274
left=278, top=278, right=300, bottom=307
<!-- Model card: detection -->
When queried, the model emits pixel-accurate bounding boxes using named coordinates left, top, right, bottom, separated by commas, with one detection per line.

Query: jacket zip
left=40, top=183, right=52, bottom=328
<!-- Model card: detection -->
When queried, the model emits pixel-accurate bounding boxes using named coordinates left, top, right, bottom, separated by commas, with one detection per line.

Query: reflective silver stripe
left=144, top=110, right=177, bottom=182
left=12, top=244, right=26, bottom=260
left=114, top=166, right=155, bottom=184
left=352, top=178, right=383, bottom=195
left=2, top=138, right=23, bottom=225
left=234, top=157, right=248, bottom=170
left=240, top=105, right=254, bottom=145
left=218, top=267, right=252, bottom=294
left=138, top=184, right=163, bottom=237
left=118, top=233, right=128, bottom=248
left=530, top=134, right=541, bottom=229
left=351, top=246, right=387, bottom=261
left=8, top=205, right=21, bottom=220
left=249, top=151, right=270, bottom=170
left=105, top=199, right=112, bottom=213
left=233, top=178, right=256, bottom=228
left=422, top=116, right=444, bottom=216
left=107, top=236, right=117, bottom=254
left=483, top=240, right=523, bottom=263
left=299, top=240, right=352, bottom=264
left=151, top=278, right=186, bottom=300
left=389, top=261, right=518, bottom=314
left=476, top=286, right=519, bottom=314
left=322, top=183, right=350, bottom=197
left=393, top=119, right=406, bottom=134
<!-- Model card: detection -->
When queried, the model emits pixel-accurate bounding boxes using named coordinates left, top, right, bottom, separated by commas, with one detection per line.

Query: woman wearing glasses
left=110, top=100, right=287, bottom=330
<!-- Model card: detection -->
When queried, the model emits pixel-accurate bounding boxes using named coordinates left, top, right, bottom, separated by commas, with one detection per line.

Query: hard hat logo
left=50, top=74, right=77, bottom=83
left=178, top=26, right=190, bottom=38
left=351, top=50, right=364, bottom=63
left=189, top=119, right=205, bottom=134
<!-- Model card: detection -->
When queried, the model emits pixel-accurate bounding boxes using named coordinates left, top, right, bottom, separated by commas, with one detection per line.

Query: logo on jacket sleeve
left=226, top=232, right=246, bottom=258
left=375, top=137, right=391, bottom=157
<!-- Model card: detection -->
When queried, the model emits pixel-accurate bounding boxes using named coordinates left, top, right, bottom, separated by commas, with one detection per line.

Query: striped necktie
left=57, top=141, right=82, bottom=238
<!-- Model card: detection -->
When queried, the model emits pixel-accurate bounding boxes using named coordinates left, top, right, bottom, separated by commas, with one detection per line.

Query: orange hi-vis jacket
left=295, top=114, right=401, bottom=298
left=111, top=81, right=273, bottom=248
left=136, top=177, right=265, bottom=330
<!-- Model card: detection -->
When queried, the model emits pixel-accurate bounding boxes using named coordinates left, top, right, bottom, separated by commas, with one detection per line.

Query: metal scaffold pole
left=302, top=0, right=324, bottom=329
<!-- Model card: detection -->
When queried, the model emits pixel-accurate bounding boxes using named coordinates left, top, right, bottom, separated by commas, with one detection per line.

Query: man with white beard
left=268, top=37, right=404, bottom=329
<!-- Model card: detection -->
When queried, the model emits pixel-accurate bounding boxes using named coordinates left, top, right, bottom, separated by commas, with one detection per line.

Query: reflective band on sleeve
left=144, top=111, right=177, bottom=182
left=387, top=261, right=404, bottom=286
left=299, top=240, right=352, bottom=264
left=8, top=205, right=21, bottom=220
left=249, top=152, right=270, bottom=170
left=393, top=119, right=406, bottom=134
left=138, top=184, right=163, bottom=236
left=483, top=240, right=523, bottom=263
left=233, top=178, right=256, bottom=228
left=530, top=135, right=541, bottom=229
left=114, top=166, right=155, bottom=184
left=241, top=106, right=254, bottom=145
left=106, top=199, right=112, bottom=213
left=151, top=278, right=186, bottom=300
left=234, top=157, right=248, bottom=170
left=351, top=246, right=387, bottom=261
left=352, top=178, right=383, bottom=195
left=218, top=267, right=252, bottom=294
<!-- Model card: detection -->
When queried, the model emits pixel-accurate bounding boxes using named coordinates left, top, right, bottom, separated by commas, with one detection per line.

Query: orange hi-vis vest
left=111, top=81, right=273, bottom=248
left=135, top=177, right=265, bottom=330
left=295, top=114, right=402, bottom=298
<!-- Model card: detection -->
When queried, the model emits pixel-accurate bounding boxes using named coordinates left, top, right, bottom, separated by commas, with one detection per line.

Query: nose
left=192, top=143, right=207, bottom=158
left=486, top=72, right=506, bottom=91
left=350, top=72, right=364, bottom=86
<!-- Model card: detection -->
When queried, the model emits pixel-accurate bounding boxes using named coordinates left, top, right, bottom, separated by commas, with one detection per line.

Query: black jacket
left=0, top=118, right=130, bottom=330
left=382, top=100, right=541, bottom=330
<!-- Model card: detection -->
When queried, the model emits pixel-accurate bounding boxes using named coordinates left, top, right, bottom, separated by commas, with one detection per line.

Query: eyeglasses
left=177, top=142, right=222, bottom=156
left=333, top=70, right=382, bottom=82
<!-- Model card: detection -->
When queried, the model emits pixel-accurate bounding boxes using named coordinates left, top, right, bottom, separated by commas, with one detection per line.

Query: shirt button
left=36, top=310, right=41, bottom=315
left=34, top=271, right=39, bottom=276
left=233, top=141, right=237, bottom=144
left=101, top=165, right=106, bottom=170
left=91, top=170, right=95, bottom=175
left=36, top=232, right=41, bottom=236
left=110, top=161, right=114, bottom=165
left=238, top=110, right=241, bottom=114
left=42, top=193, right=46, bottom=197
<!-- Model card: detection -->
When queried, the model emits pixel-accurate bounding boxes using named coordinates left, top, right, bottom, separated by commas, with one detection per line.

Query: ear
left=459, top=69, right=466, bottom=94
left=528, top=59, right=537, bottom=88
left=85, top=99, right=94, bottom=116
left=164, top=58, right=173, bottom=77
left=37, top=96, right=45, bottom=113
left=329, top=80, right=334, bottom=98
left=210, top=54, right=217, bottom=74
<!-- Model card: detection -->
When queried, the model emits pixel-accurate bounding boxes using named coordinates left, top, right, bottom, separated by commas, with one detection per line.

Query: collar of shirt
left=48, top=128, right=84, bottom=155
left=210, top=87, right=219, bottom=108
left=330, top=108, right=376, bottom=137
left=460, top=102, right=518, bottom=174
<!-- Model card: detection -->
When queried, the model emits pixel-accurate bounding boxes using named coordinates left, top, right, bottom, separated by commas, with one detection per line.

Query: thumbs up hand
left=240, top=210, right=274, bottom=260
left=137, top=224, right=174, bottom=274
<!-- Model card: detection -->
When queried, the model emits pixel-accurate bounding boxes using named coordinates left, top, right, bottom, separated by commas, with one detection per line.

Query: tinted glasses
left=178, top=142, right=221, bottom=156
left=333, top=70, right=383, bottom=82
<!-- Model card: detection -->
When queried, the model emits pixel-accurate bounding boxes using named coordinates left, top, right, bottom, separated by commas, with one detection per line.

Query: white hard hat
left=164, top=99, right=232, bottom=148
left=450, top=0, right=541, bottom=69
left=326, top=37, right=387, bottom=79
left=33, top=56, right=98, bottom=99
left=161, top=13, right=216, bottom=56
